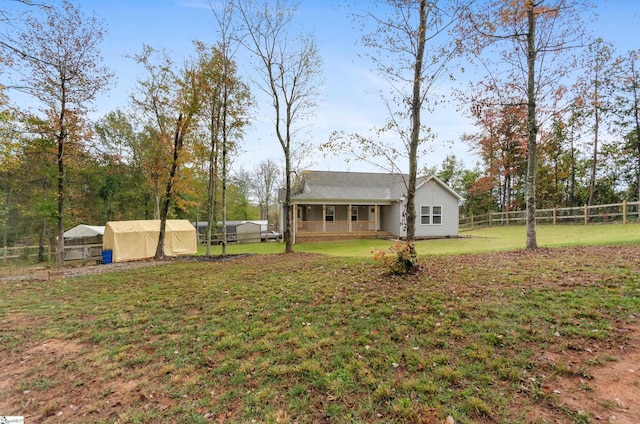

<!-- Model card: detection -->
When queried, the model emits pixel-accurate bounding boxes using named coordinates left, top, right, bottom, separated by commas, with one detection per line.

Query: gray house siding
left=414, top=179, right=460, bottom=237
left=382, top=202, right=404, bottom=237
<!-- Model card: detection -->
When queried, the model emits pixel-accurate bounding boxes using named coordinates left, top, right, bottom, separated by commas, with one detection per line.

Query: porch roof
left=290, top=170, right=426, bottom=203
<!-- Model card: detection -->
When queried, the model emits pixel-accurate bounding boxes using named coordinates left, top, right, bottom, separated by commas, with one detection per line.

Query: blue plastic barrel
left=102, top=249, right=112, bottom=264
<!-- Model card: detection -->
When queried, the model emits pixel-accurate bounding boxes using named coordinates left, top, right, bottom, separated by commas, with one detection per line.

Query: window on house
left=326, top=206, right=335, bottom=222
left=420, top=205, right=443, bottom=225
left=432, top=206, right=442, bottom=224
left=351, top=207, right=358, bottom=221
left=420, top=206, right=431, bottom=225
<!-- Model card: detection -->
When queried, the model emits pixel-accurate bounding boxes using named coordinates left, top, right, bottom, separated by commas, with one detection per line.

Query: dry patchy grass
left=0, top=246, right=639, bottom=423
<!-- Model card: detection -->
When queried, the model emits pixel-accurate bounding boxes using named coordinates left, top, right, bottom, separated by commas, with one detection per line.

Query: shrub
left=372, top=241, right=418, bottom=275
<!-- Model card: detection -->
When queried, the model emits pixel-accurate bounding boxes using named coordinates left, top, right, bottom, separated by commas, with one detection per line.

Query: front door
left=369, top=206, right=376, bottom=230
left=297, top=206, right=303, bottom=230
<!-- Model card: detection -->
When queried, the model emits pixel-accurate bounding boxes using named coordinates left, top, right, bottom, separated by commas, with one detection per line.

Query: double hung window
left=420, top=205, right=442, bottom=225
left=325, top=206, right=335, bottom=222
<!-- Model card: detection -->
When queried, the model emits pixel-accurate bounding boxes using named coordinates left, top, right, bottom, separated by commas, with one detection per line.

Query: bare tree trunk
left=404, top=0, right=427, bottom=255
left=38, top=217, right=46, bottom=262
left=630, top=58, right=640, bottom=205
left=570, top=122, right=576, bottom=206
left=588, top=86, right=600, bottom=207
left=525, top=3, right=538, bottom=250
left=56, top=128, right=65, bottom=267
left=155, top=114, right=183, bottom=260
left=206, top=156, right=215, bottom=255
left=284, top=149, right=293, bottom=253
left=2, top=186, right=13, bottom=266
left=206, top=111, right=218, bottom=256
left=153, top=188, right=160, bottom=220
left=221, top=129, right=228, bottom=257
left=2, top=203, right=8, bottom=267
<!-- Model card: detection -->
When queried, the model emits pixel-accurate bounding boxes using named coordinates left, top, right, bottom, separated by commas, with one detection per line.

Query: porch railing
left=297, top=220, right=375, bottom=233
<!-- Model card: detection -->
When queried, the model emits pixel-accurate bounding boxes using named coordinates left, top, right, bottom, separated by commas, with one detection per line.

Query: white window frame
left=432, top=205, right=442, bottom=225
left=420, top=205, right=431, bottom=225
left=420, top=205, right=443, bottom=225
left=325, top=205, right=335, bottom=222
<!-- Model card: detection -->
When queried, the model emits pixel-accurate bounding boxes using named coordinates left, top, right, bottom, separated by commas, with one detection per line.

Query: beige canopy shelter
left=103, top=220, right=197, bottom=262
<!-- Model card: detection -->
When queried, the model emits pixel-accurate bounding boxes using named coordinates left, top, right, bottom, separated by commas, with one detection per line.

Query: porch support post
left=375, top=205, right=379, bottom=232
left=292, top=203, right=297, bottom=243
left=348, top=204, right=352, bottom=233
left=323, top=204, right=327, bottom=232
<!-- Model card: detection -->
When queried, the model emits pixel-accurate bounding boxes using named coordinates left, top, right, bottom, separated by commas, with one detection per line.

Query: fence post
left=623, top=199, right=627, bottom=224
left=489, top=211, right=492, bottom=227
left=584, top=204, right=588, bottom=225
left=471, top=215, right=474, bottom=228
left=553, top=207, right=557, bottom=225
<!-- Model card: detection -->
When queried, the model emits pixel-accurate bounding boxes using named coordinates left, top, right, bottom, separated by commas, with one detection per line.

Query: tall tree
left=94, top=109, right=152, bottom=221
left=0, top=109, right=21, bottom=263
left=6, top=0, right=112, bottom=266
left=325, top=0, right=471, bottom=261
left=614, top=49, right=640, bottom=203
left=131, top=46, right=204, bottom=260
left=234, top=0, right=322, bottom=253
left=253, top=158, right=281, bottom=222
left=537, top=115, right=573, bottom=207
left=463, top=101, right=528, bottom=212
left=201, top=1, right=252, bottom=256
left=464, top=0, right=590, bottom=249
left=576, top=39, right=619, bottom=206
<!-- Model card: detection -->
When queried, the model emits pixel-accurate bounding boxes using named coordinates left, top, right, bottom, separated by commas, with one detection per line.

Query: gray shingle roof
left=292, top=170, right=422, bottom=202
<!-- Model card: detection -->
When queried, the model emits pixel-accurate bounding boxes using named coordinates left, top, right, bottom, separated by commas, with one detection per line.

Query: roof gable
left=291, top=170, right=457, bottom=202
left=416, top=175, right=464, bottom=200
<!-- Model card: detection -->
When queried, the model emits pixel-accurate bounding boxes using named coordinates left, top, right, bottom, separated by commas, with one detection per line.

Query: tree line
left=0, top=0, right=306, bottom=264
left=432, top=37, right=639, bottom=221
left=1, top=1, right=637, bottom=267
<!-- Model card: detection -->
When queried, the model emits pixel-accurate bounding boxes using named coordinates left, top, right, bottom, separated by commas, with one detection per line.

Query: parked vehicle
left=261, top=230, right=282, bottom=241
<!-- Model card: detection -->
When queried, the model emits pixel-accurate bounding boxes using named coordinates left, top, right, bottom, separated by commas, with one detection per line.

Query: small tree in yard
left=234, top=0, right=322, bottom=254
left=323, top=0, right=472, bottom=273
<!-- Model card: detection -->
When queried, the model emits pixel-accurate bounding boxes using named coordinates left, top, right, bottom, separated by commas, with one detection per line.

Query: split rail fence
left=3, top=201, right=640, bottom=265
left=460, top=200, right=640, bottom=230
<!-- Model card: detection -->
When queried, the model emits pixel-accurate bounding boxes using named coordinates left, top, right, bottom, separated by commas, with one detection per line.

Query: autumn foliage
left=372, top=240, right=418, bottom=275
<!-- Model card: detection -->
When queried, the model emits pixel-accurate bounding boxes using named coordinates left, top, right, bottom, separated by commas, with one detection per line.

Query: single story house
left=280, top=170, right=462, bottom=243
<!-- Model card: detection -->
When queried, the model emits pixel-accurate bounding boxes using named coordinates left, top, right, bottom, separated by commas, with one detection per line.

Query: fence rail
left=460, top=200, right=640, bottom=230
left=3, top=201, right=640, bottom=265
left=1, top=243, right=104, bottom=265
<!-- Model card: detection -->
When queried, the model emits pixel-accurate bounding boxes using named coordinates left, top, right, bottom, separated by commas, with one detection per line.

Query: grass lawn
left=0, top=224, right=639, bottom=423
left=207, top=223, right=640, bottom=257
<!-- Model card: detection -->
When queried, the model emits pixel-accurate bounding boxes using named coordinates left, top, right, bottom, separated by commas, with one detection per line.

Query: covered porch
left=291, top=203, right=392, bottom=241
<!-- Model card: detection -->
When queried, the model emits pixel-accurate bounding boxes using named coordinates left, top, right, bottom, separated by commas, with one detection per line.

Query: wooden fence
left=3, top=201, right=640, bottom=265
left=460, top=200, right=640, bottom=230
left=1, top=243, right=104, bottom=265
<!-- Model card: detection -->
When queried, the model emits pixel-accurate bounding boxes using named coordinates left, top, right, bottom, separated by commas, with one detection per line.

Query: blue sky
left=9, top=0, right=640, bottom=174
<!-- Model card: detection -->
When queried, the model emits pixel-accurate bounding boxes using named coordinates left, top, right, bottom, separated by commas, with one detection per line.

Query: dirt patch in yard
left=544, top=321, right=640, bottom=423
